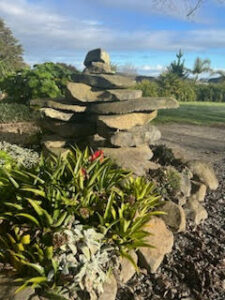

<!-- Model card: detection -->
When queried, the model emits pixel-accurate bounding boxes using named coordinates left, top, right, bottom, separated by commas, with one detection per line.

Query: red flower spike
left=89, top=150, right=104, bottom=162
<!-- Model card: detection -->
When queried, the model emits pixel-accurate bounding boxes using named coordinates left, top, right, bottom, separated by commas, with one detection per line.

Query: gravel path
left=117, top=157, right=225, bottom=300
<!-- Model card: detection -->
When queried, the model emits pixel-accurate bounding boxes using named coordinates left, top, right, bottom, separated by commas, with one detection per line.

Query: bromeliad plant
left=0, top=147, right=162, bottom=298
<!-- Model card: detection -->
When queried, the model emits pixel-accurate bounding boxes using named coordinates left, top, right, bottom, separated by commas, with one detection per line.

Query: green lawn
left=154, top=102, right=225, bottom=126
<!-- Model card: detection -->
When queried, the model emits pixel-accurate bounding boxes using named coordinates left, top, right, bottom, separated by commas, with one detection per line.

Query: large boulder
left=160, top=201, right=186, bottom=232
left=187, top=160, right=218, bottom=190
left=66, top=82, right=142, bottom=103
left=99, top=274, right=117, bottom=300
left=120, top=251, right=137, bottom=283
left=97, top=111, right=157, bottom=131
left=72, top=73, right=135, bottom=89
left=83, top=61, right=114, bottom=74
left=99, top=124, right=161, bottom=147
left=138, top=217, right=174, bottom=273
left=87, top=97, right=179, bottom=114
left=102, top=145, right=153, bottom=176
left=84, top=48, right=110, bottom=67
left=40, top=108, right=74, bottom=122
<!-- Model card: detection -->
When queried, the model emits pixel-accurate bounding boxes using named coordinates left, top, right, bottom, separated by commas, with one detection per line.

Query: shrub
left=158, top=72, right=197, bottom=102
left=0, top=62, right=79, bottom=103
left=195, top=83, right=225, bottom=102
left=0, top=103, right=39, bottom=123
left=0, top=147, right=161, bottom=298
left=134, top=80, right=159, bottom=97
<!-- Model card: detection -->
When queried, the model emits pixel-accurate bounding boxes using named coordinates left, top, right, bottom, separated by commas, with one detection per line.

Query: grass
left=154, top=102, right=225, bottom=127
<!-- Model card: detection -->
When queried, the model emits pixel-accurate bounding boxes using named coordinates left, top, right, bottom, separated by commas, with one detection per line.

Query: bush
left=0, top=62, right=79, bottom=103
left=135, top=80, right=159, bottom=97
left=195, top=83, right=225, bottom=102
left=158, top=72, right=197, bottom=102
left=0, top=103, right=39, bottom=123
left=0, top=148, right=161, bottom=299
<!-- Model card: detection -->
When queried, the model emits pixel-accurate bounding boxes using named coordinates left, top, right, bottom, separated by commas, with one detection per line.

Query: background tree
left=0, top=18, right=25, bottom=78
left=167, top=49, right=188, bottom=78
left=191, top=57, right=211, bottom=82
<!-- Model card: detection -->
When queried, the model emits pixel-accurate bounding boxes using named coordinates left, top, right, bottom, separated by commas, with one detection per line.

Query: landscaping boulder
left=99, top=274, right=117, bottom=300
left=83, top=61, right=114, bottom=74
left=138, top=217, right=174, bottom=273
left=160, top=201, right=186, bottom=232
left=185, top=199, right=208, bottom=225
left=187, top=160, right=218, bottom=190
left=40, top=108, right=74, bottom=122
left=190, top=181, right=207, bottom=202
left=120, top=251, right=138, bottom=283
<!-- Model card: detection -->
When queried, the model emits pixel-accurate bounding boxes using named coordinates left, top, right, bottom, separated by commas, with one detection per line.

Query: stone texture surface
left=187, top=160, right=219, bottom=190
left=40, top=107, right=74, bottom=121
left=102, top=145, right=153, bottom=176
left=185, top=199, right=208, bottom=225
left=87, top=97, right=179, bottom=114
left=100, top=124, right=161, bottom=147
left=106, top=89, right=142, bottom=101
left=0, top=274, right=39, bottom=300
left=138, top=217, right=174, bottom=273
left=180, top=168, right=192, bottom=198
left=160, top=201, right=186, bottom=232
left=97, top=111, right=157, bottom=131
left=190, top=181, right=207, bottom=202
left=120, top=251, right=137, bottom=283
left=30, top=98, right=86, bottom=113
left=84, top=48, right=110, bottom=67
left=83, top=61, right=113, bottom=74
left=99, top=274, right=117, bottom=300
left=41, top=135, right=67, bottom=148
left=72, top=73, right=136, bottom=89
left=41, top=119, right=96, bottom=138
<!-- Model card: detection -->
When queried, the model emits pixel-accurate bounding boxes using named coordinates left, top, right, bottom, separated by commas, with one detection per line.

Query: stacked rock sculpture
left=31, top=48, right=179, bottom=175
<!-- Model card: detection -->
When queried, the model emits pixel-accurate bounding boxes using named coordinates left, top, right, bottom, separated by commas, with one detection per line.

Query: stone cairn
left=31, top=48, right=179, bottom=176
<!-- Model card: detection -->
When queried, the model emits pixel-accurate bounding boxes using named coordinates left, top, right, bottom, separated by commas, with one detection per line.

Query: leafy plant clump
left=0, top=103, right=39, bottom=123
left=0, top=147, right=161, bottom=299
left=0, top=62, right=79, bottom=103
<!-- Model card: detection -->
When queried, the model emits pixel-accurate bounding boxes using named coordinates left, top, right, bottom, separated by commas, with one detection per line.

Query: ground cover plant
left=0, top=147, right=162, bottom=299
left=0, top=103, right=39, bottom=123
left=154, top=102, right=225, bottom=126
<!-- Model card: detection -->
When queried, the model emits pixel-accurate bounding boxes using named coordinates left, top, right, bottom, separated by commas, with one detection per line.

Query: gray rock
left=187, top=160, right=219, bottom=190
left=83, top=61, right=114, bottom=74
left=87, top=97, right=179, bottom=115
left=97, top=111, right=157, bottom=131
left=160, top=201, right=186, bottom=232
left=99, top=123, right=161, bottom=147
left=185, top=199, right=208, bottom=225
left=30, top=98, right=86, bottom=113
left=72, top=73, right=135, bottom=89
left=41, top=119, right=96, bottom=138
left=99, top=274, right=117, bottom=300
left=66, top=82, right=142, bottom=103
left=84, top=48, right=110, bottom=67
left=120, top=251, right=137, bottom=283
left=40, top=108, right=74, bottom=121
left=102, top=145, right=153, bottom=176
left=190, top=181, right=207, bottom=202
left=138, top=217, right=174, bottom=273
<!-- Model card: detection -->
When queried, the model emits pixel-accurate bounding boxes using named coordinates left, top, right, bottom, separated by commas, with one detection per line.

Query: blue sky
left=1, top=0, right=225, bottom=75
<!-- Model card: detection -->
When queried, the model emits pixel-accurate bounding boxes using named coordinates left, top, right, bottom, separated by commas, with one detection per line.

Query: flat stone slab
left=97, top=111, right=157, bottom=130
left=87, top=97, right=179, bottom=114
left=102, top=145, right=153, bottom=176
left=66, top=82, right=142, bottom=103
left=72, top=73, right=135, bottom=89
left=40, top=108, right=74, bottom=121
left=30, top=98, right=86, bottom=113
left=41, top=119, right=96, bottom=138
left=98, top=123, right=161, bottom=147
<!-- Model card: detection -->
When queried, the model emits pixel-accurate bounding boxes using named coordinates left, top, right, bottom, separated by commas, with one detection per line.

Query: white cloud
left=1, top=0, right=225, bottom=68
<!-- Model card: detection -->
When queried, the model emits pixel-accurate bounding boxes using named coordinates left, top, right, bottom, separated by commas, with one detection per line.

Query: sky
left=1, top=0, right=225, bottom=76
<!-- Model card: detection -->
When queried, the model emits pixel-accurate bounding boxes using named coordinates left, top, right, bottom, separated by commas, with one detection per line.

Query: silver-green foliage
left=0, top=141, right=39, bottom=169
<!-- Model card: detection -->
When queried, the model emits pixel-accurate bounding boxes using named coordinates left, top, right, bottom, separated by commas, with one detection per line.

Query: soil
left=157, top=123, right=225, bottom=163
left=117, top=123, right=225, bottom=300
